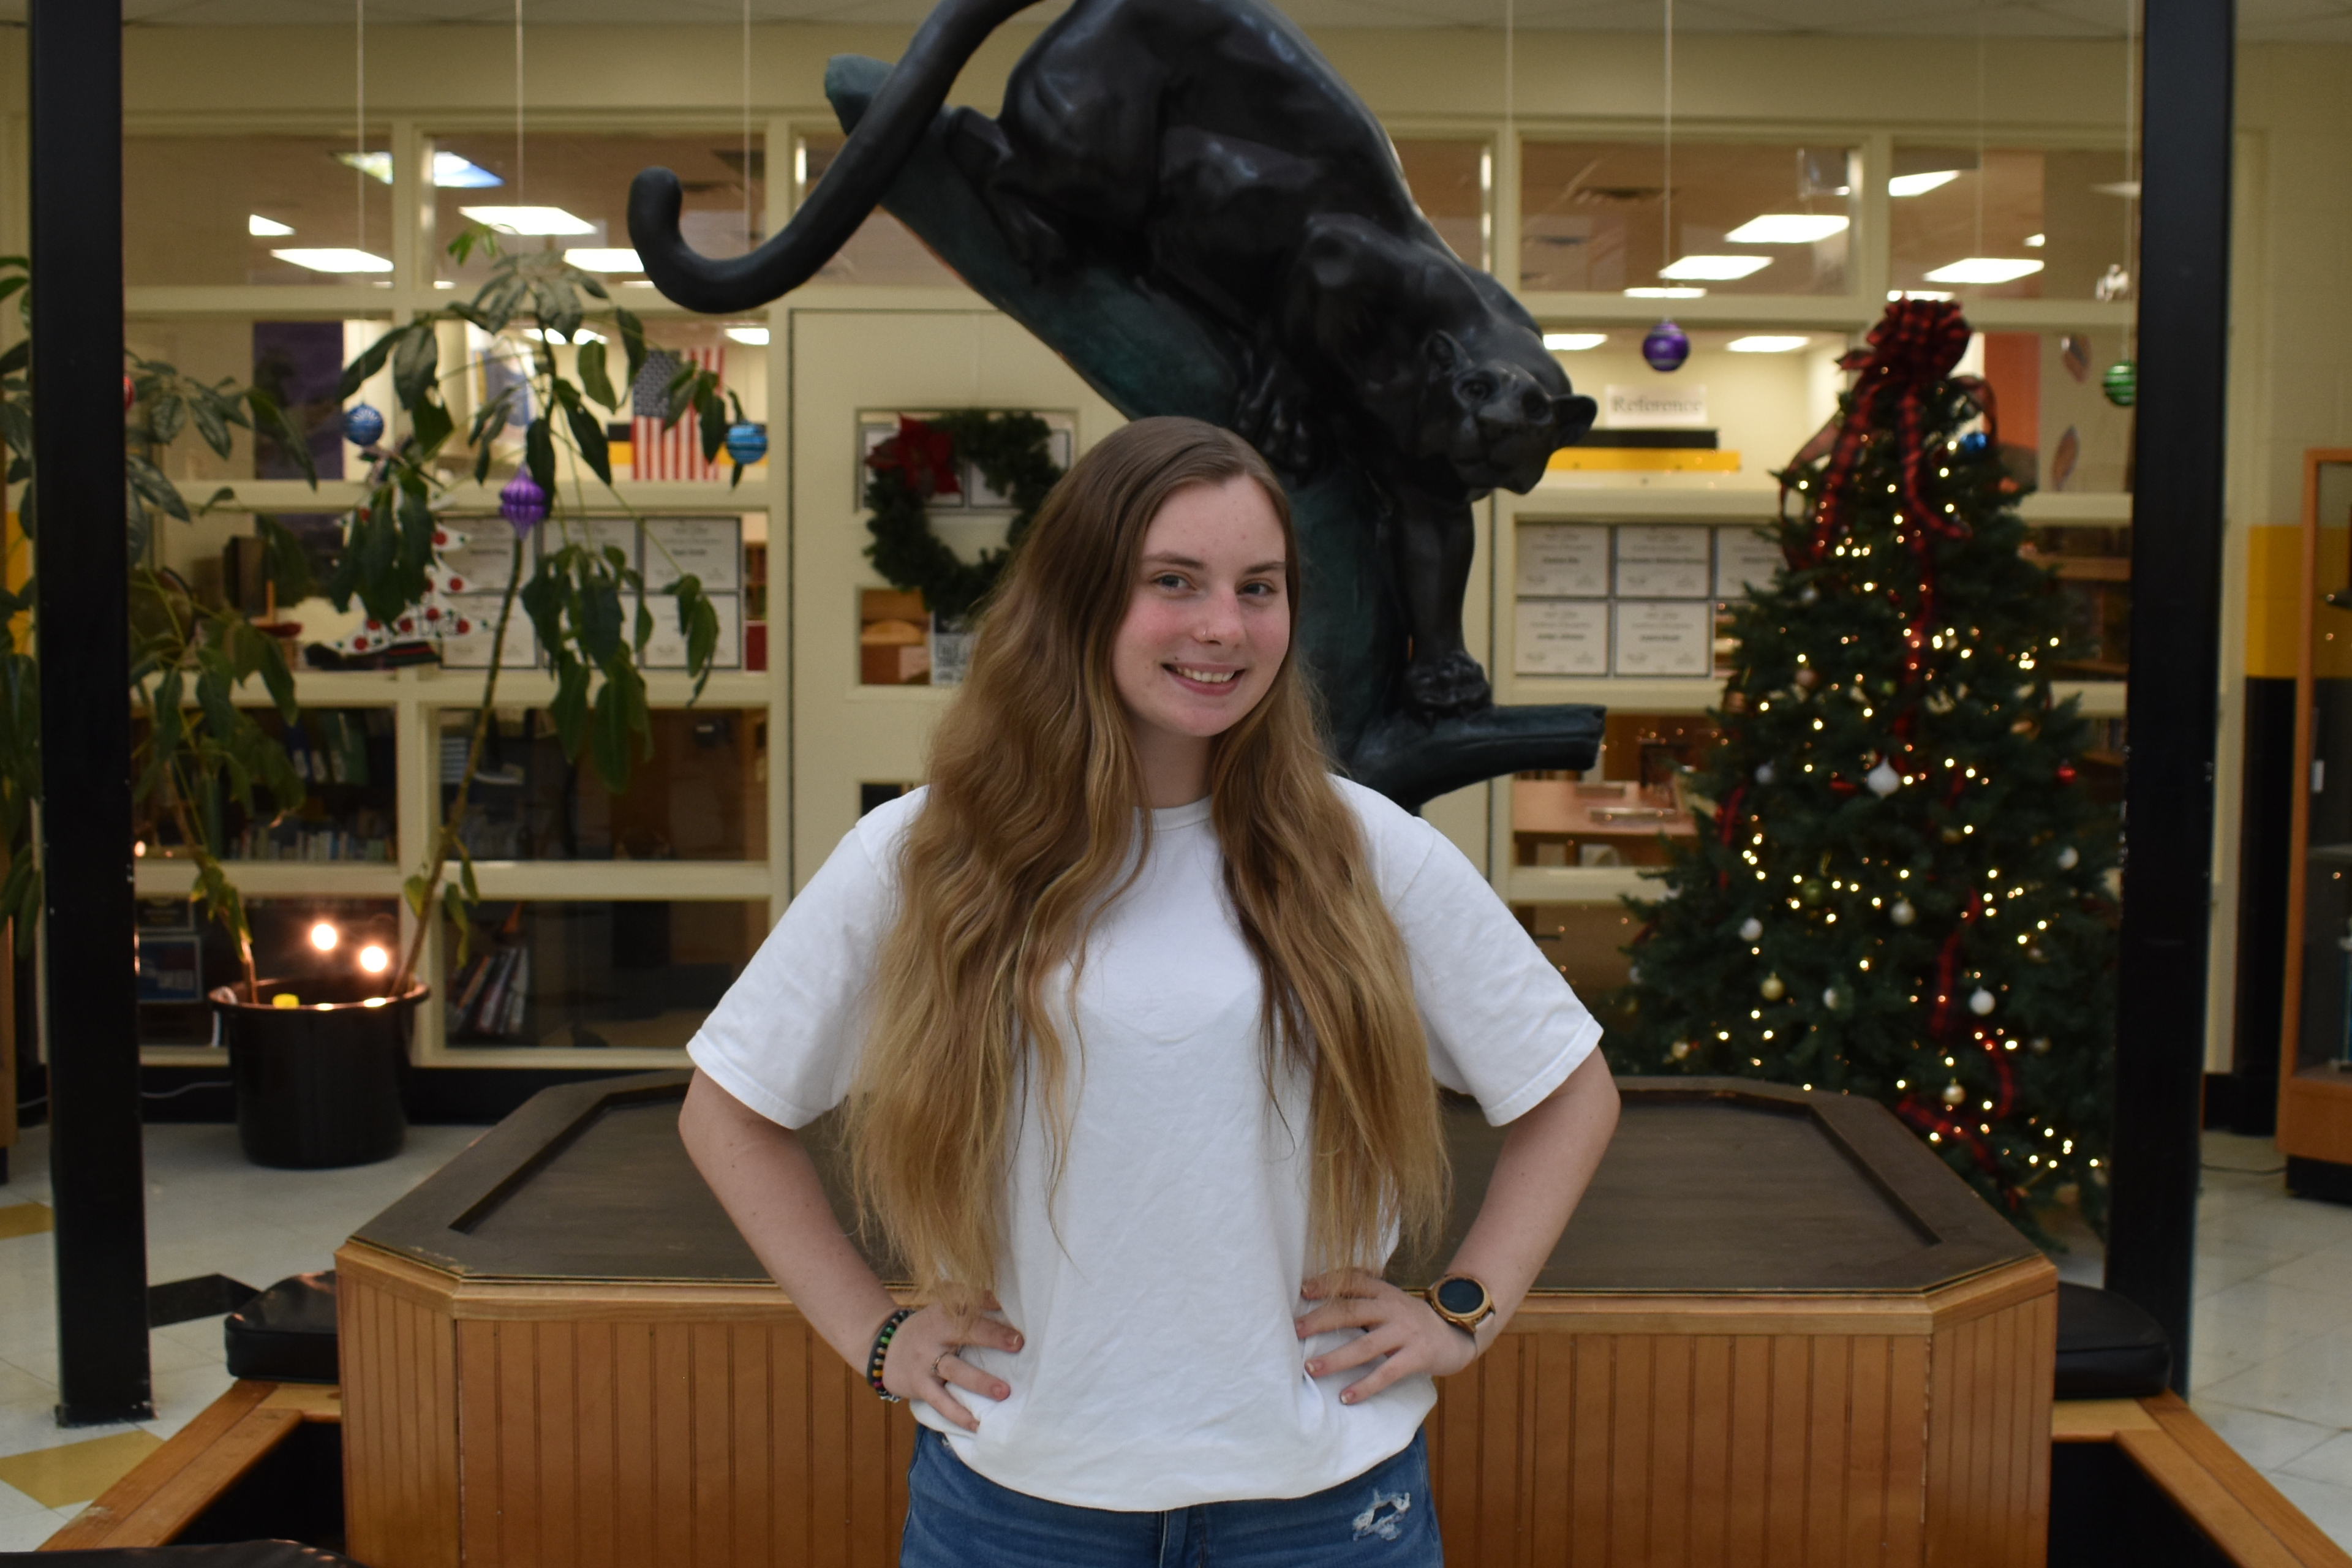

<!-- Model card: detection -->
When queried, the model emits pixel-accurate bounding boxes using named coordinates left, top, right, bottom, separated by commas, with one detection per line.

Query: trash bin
left=211, top=979, right=424, bottom=1169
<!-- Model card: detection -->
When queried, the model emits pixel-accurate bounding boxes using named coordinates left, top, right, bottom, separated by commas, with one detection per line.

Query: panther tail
left=628, top=0, right=1043, bottom=314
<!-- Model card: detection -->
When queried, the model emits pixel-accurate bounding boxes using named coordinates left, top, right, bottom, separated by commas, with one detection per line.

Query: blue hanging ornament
left=2101, top=360, right=2136, bottom=409
left=499, top=471, right=549, bottom=537
left=1958, top=431, right=1991, bottom=458
left=723, top=421, right=768, bottom=466
left=342, top=402, right=385, bottom=448
left=1642, top=319, right=1690, bottom=373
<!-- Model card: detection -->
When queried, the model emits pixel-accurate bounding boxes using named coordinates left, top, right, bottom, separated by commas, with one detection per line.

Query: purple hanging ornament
left=1642, top=319, right=1691, bottom=373
left=499, top=471, right=550, bottom=537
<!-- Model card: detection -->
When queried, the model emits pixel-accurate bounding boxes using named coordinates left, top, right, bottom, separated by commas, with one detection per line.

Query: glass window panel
left=1970, top=328, right=2132, bottom=494
left=796, top=134, right=962, bottom=288
left=129, top=315, right=391, bottom=483
left=2022, top=526, right=2132, bottom=682
left=1510, top=712, right=1720, bottom=869
left=432, top=132, right=764, bottom=289
left=1520, top=141, right=1856, bottom=296
left=127, top=134, right=396, bottom=287
left=1394, top=138, right=1490, bottom=269
left=439, top=899, right=767, bottom=1049
left=138, top=895, right=400, bottom=1045
left=133, top=706, right=398, bottom=865
left=1887, top=146, right=2134, bottom=303
left=438, top=706, right=768, bottom=862
left=1515, top=902, right=1640, bottom=1035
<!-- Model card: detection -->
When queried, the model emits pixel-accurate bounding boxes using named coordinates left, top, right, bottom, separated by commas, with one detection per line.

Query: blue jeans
left=900, top=1427, right=1444, bottom=1567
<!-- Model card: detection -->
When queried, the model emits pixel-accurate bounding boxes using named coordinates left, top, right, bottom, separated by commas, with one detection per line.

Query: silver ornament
left=1941, top=1081, right=1966, bottom=1106
left=1969, top=987, right=1997, bottom=1016
left=1800, top=586, right=1820, bottom=605
left=1866, top=760, right=1902, bottom=797
left=1738, top=917, right=1763, bottom=942
left=1890, top=898, right=1917, bottom=927
left=1627, top=963, right=1641, bottom=984
left=1822, top=986, right=1842, bottom=1010
left=2030, top=1036, right=2052, bottom=1055
left=1755, top=762, right=1777, bottom=785
left=2057, top=845, right=2079, bottom=870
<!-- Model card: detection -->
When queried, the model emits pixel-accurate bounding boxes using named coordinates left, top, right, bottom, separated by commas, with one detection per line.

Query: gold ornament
left=1670, top=1040, right=1691, bottom=1061
left=1941, top=1082, right=1967, bottom=1106
left=1890, top=898, right=1917, bottom=926
left=1760, top=974, right=1786, bottom=1000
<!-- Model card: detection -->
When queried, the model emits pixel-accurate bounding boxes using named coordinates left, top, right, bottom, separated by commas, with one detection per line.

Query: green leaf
left=684, top=590, right=720, bottom=698
left=549, top=657, right=592, bottom=762
left=391, top=323, right=440, bottom=410
left=337, top=330, right=401, bottom=401
left=576, top=341, right=618, bottom=412
left=565, top=400, right=612, bottom=486
left=696, top=388, right=728, bottom=464
left=403, top=873, right=432, bottom=918
left=614, top=307, right=647, bottom=394
left=409, top=395, right=454, bottom=459
left=251, top=622, right=300, bottom=722
left=126, top=453, right=190, bottom=523
left=524, top=417, right=556, bottom=499
left=149, top=391, right=189, bottom=447
left=520, top=554, right=568, bottom=655
left=243, top=386, right=317, bottom=485
left=633, top=595, right=652, bottom=655
left=578, top=575, right=624, bottom=667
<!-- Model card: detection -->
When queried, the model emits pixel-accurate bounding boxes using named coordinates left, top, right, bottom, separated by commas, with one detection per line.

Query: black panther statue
left=630, top=0, right=1604, bottom=805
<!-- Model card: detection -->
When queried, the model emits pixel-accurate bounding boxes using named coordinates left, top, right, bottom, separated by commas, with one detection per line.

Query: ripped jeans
left=899, top=1428, right=1442, bottom=1567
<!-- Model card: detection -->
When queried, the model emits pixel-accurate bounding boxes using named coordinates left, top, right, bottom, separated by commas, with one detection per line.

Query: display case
left=2278, top=450, right=2352, bottom=1175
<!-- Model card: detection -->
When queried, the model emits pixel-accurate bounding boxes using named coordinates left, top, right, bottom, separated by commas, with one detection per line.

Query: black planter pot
left=211, top=978, right=426, bottom=1169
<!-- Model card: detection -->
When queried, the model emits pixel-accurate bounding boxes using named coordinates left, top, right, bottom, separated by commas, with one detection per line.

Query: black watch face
left=1434, top=1276, right=1485, bottom=1316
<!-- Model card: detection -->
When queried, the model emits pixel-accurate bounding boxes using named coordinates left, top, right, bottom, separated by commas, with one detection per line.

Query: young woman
left=680, top=416, right=1619, bottom=1565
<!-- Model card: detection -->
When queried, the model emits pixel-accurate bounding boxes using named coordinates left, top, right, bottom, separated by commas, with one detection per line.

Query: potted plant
left=252, top=235, right=728, bottom=1078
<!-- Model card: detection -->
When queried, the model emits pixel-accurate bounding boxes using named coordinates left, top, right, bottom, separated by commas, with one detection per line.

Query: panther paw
left=1403, top=650, right=1492, bottom=717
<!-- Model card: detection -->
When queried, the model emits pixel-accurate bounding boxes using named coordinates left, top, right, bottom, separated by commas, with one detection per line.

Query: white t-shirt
left=688, top=777, right=1600, bottom=1511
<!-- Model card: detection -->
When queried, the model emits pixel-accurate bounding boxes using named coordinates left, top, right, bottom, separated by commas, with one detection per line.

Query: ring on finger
left=931, top=1348, right=959, bottom=1381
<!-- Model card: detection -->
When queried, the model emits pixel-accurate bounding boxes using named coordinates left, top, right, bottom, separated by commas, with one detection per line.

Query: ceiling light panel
left=1726, top=336, right=1812, bottom=353
left=432, top=153, right=503, bottom=188
left=461, top=206, right=597, bottom=236
left=1624, top=287, right=1707, bottom=299
left=1659, top=255, right=1771, bottom=281
left=247, top=214, right=294, bottom=236
left=1922, top=257, right=2045, bottom=285
left=564, top=248, right=642, bottom=273
left=271, top=248, right=392, bottom=273
left=1724, top=214, right=1850, bottom=245
left=1888, top=170, right=1959, bottom=197
left=723, top=326, right=771, bottom=345
left=1543, top=333, right=1606, bottom=351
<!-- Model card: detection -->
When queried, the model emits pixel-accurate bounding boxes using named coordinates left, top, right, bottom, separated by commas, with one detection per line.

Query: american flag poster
left=629, top=346, right=726, bottom=481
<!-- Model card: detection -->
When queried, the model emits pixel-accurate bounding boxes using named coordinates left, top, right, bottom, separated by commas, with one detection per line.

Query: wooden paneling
left=340, top=1246, right=466, bottom=1568
left=341, top=1243, right=2054, bottom=1568
left=42, top=1381, right=287, bottom=1550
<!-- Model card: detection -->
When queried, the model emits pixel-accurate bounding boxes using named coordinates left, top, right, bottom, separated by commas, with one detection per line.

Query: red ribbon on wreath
left=867, top=414, right=963, bottom=502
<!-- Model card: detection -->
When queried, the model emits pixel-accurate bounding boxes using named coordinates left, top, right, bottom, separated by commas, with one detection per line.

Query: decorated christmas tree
left=1615, top=300, right=2118, bottom=1233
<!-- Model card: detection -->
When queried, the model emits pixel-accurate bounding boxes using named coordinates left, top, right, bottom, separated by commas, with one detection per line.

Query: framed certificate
left=1714, top=525, right=1784, bottom=599
left=1515, top=599, right=1611, bottom=676
left=1612, top=600, right=1713, bottom=676
left=439, top=594, right=540, bottom=670
left=435, top=523, right=520, bottom=595
left=637, top=590, right=744, bottom=670
left=1613, top=525, right=1711, bottom=599
left=1515, top=524, right=1611, bottom=598
left=644, top=516, right=743, bottom=593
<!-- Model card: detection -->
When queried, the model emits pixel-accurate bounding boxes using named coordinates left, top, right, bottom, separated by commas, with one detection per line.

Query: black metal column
left=32, top=0, right=150, bottom=1425
left=2106, top=0, right=2234, bottom=1395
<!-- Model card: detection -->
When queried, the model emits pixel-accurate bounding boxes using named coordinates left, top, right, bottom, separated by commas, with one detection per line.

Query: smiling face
left=1110, top=475, right=1292, bottom=807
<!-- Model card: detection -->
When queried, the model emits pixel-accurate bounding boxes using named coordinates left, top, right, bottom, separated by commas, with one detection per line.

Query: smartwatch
left=1423, top=1274, right=1496, bottom=1336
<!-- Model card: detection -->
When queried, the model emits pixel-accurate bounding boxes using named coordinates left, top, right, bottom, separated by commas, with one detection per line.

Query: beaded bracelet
left=867, top=1307, right=917, bottom=1403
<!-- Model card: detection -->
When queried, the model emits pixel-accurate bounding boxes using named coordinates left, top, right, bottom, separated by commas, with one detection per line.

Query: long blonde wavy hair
left=846, top=416, right=1446, bottom=1309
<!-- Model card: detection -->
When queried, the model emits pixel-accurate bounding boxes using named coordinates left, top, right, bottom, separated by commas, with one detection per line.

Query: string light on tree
left=1613, top=298, right=2119, bottom=1241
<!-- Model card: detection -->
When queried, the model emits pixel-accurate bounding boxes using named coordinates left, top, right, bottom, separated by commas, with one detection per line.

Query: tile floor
left=0, top=1122, right=2346, bottom=1550
left=0, top=1120, right=481, bottom=1549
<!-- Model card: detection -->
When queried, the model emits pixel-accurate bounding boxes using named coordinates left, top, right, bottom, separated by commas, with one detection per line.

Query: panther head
left=1417, top=330, right=1598, bottom=494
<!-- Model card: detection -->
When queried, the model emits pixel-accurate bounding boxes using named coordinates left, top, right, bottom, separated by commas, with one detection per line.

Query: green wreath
left=864, top=410, right=1064, bottom=625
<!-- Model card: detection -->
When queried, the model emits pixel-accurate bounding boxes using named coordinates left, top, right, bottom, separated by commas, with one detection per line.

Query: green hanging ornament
left=2101, top=360, right=2136, bottom=409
